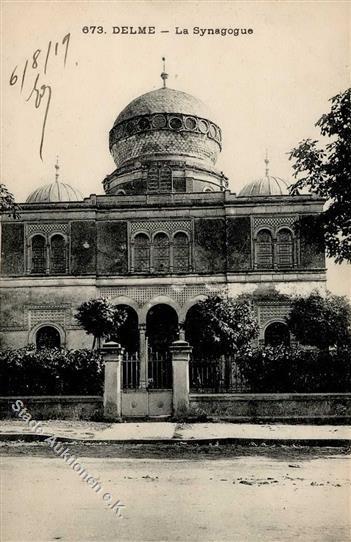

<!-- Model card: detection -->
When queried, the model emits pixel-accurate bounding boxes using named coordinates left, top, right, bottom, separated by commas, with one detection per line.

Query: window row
left=255, top=228, right=295, bottom=269
left=29, top=234, right=68, bottom=275
left=26, top=229, right=296, bottom=275
left=132, top=232, right=191, bottom=273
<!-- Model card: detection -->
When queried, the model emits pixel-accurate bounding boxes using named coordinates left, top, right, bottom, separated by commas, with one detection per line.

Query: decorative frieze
left=28, top=305, right=69, bottom=328
left=130, top=220, right=192, bottom=237
left=258, top=304, right=291, bottom=327
left=253, top=216, right=297, bottom=234
left=100, top=284, right=226, bottom=307
left=110, top=113, right=222, bottom=148
left=26, top=223, right=69, bottom=237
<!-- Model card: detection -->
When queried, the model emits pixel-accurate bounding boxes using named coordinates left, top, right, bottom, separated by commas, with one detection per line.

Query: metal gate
left=121, top=351, right=173, bottom=417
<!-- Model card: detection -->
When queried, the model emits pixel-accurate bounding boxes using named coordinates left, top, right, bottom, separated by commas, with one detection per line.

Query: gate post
left=170, top=339, right=192, bottom=417
left=101, top=340, right=124, bottom=420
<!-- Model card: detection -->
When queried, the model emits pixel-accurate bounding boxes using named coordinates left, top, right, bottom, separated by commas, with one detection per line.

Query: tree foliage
left=0, top=183, right=20, bottom=218
left=289, top=88, right=351, bottom=262
left=75, top=298, right=127, bottom=349
left=186, top=295, right=259, bottom=357
left=286, top=290, right=351, bottom=349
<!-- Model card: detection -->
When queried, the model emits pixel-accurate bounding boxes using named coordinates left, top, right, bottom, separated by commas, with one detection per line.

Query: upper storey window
left=29, top=233, right=68, bottom=275
left=153, top=233, right=170, bottom=272
left=50, top=234, right=67, bottom=274
left=255, top=229, right=273, bottom=269
left=134, top=233, right=150, bottom=272
left=31, top=235, right=46, bottom=274
left=132, top=230, right=191, bottom=274
left=276, top=229, right=293, bottom=268
left=255, top=227, right=295, bottom=269
left=173, top=232, right=190, bottom=272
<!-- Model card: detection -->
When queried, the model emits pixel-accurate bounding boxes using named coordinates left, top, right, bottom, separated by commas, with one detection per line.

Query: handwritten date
left=9, top=33, right=71, bottom=160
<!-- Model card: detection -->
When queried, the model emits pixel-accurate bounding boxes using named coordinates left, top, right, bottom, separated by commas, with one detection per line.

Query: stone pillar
left=138, top=324, right=148, bottom=389
left=178, top=322, right=186, bottom=341
left=170, top=339, right=192, bottom=417
left=101, top=340, right=124, bottom=420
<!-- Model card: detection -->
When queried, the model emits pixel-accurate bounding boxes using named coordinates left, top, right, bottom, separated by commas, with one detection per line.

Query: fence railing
left=122, top=352, right=140, bottom=389
left=189, top=356, right=248, bottom=393
left=148, top=350, right=172, bottom=389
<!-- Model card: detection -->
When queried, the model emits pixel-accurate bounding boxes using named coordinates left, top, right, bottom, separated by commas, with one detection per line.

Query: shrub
left=238, top=344, right=351, bottom=393
left=0, top=346, right=104, bottom=395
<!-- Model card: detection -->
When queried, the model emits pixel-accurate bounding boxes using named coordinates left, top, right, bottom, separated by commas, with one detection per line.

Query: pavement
left=0, top=420, right=350, bottom=445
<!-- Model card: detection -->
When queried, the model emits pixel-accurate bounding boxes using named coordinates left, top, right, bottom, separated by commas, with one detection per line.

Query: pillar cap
left=101, top=340, right=124, bottom=352
left=169, top=339, right=193, bottom=353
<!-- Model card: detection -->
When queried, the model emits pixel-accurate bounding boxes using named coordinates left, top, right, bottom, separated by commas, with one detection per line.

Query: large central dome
left=114, top=88, right=215, bottom=126
left=105, top=80, right=226, bottom=196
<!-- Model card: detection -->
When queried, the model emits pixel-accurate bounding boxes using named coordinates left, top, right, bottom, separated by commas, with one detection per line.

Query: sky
left=1, top=0, right=350, bottom=296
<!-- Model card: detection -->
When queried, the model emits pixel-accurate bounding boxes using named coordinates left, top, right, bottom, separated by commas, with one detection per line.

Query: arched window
left=134, top=233, right=150, bottom=272
left=50, top=234, right=66, bottom=274
left=255, top=229, right=273, bottom=268
left=36, top=326, right=61, bottom=349
left=276, top=229, right=293, bottom=268
left=31, top=235, right=46, bottom=274
left=173, top=232, right=190, bottom=272
left=265, top=322, right=290, bottom=347
left=153, top=232, right=170, bottom=273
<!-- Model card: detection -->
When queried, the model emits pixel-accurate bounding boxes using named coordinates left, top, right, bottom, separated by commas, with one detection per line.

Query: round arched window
left=134, top=233, right=150, bottom=272
left=36, top=326, right=61, bottom=350
left=154, top=233, right=170, bottom=272
left=256, top=229, right=273, bottom=268
left=265, top=322, right=290, bottom=347
left=50, top=235, right=66, bottom=274
left=31, top=235, right=46, bottom=274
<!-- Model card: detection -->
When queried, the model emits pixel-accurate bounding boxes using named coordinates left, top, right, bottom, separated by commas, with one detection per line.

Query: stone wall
left=193, top=218, right=226, bottom=273
left=190, top=393, right=351, bottom=423
left=71, top=221, right=97, bottom=275
left=226, top=217, right=251, bottom=271
left=97, top=221, right=128, bottom=275
left=299, top=215, right=325, bottom=269
left=0, top=396, right=103, bottom=420
left=1, top=223, right=25, bottom=275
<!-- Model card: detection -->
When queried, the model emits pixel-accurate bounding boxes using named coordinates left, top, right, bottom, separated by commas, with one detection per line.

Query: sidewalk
left=0, top=420, right=350, bottom=445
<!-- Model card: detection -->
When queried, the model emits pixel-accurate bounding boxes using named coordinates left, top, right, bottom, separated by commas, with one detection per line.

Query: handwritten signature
left=9, top=33, right=71, bottom=160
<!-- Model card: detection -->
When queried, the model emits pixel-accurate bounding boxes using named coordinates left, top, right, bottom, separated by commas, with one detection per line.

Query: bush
left=238, top=345, right=351, bottom=393
left=0, top=346, right=104, bottom=395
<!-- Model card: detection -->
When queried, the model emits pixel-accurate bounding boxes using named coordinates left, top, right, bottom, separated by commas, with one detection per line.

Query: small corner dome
left=26, top=181, right=84, bottom=203
left=238, top=176, right=291, bottom=197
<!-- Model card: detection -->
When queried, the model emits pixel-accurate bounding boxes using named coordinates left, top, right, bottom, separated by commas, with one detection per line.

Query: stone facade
left=0, top=83, right=327, bottom=353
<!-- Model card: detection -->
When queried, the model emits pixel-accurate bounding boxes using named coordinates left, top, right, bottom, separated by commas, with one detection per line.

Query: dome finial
left=264, top=149, right=270, bottom=177
left=160, top=57, right=168, bottom=88
left=55, top=156, right=60, bottom=183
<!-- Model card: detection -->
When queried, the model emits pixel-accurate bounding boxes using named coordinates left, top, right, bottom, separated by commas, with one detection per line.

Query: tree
left=186, top=295, right=259, bottom=357
left=289, top=88, right=351, bottom=263
left=0, top=183, right=20, bottom=218
left=286, top=290, right=351, bottom=349
left=75, top=298, right=127, bottom=349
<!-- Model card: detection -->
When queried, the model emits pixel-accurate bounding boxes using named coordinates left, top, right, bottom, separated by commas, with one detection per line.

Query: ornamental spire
left=54, top=156, right=60, bottom=183
left=264, top=149, right=270, bottom=177
left=160, top=57, right=168, bottom=88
